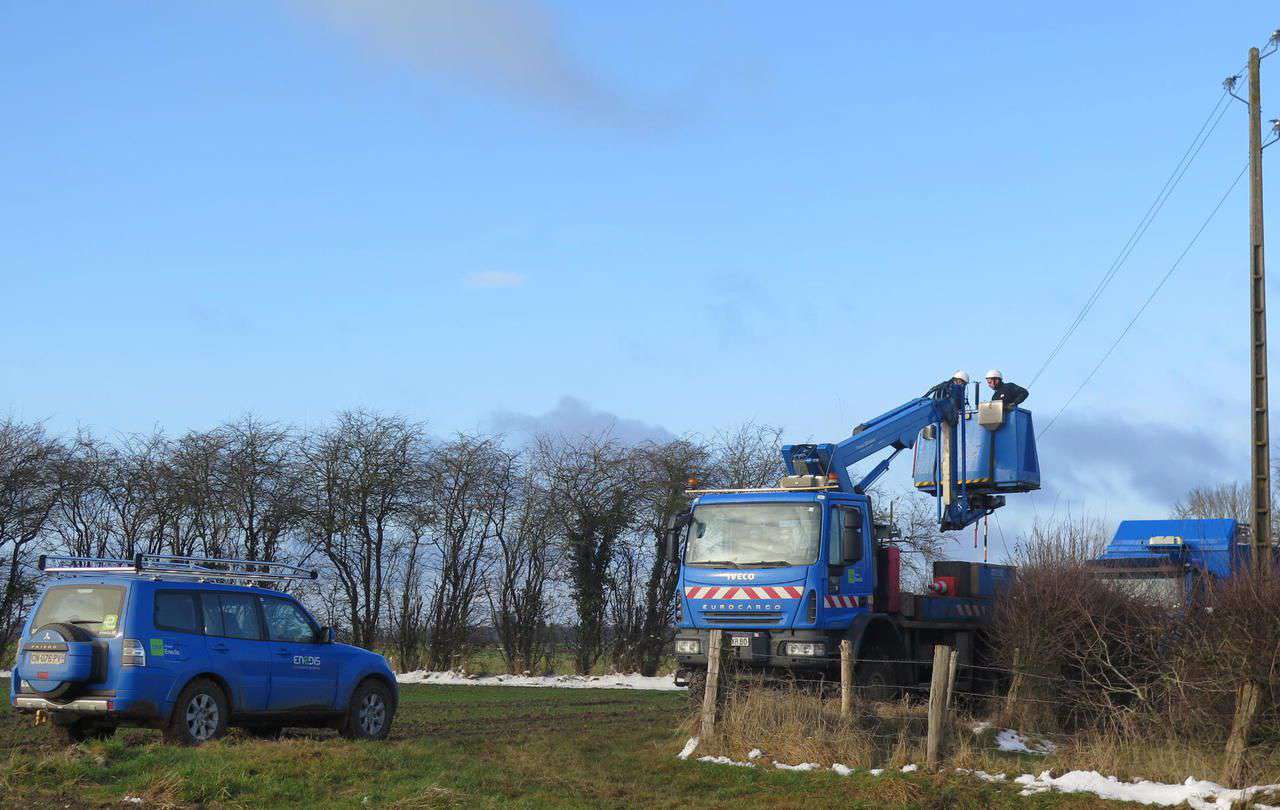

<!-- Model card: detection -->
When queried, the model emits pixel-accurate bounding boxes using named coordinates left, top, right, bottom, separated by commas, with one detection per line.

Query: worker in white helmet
left=951, top=370, right=970, bottom=386
left=985, top=369, right=1028, bottom=408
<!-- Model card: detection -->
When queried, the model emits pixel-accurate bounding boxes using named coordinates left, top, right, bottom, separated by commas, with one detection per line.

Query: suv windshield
left=686, top=502, right=822, bottom=567
left=32, top=585, right=126, bottom=637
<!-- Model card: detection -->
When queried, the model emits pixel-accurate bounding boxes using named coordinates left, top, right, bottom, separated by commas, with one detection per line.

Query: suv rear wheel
left=164, top=678, right=228, bottom=746
left=50, top=717, right=117, bottom=745
left=339, top=680, right=393, bottom=740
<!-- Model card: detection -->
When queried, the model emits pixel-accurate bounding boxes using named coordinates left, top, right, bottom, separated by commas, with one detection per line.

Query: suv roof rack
left=38, top=554, right=318, bottom=584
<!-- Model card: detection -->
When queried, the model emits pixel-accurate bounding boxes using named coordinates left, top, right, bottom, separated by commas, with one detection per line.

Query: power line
left=1028, top=89, right=1235, bottom=388
left=1039, top=164, right=1249, bottom=436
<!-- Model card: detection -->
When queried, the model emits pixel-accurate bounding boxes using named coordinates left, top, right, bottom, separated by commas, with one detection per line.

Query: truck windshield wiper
left=741, top=561, right=794, bottom=568
left=690, top=560, right=740, bottom=568
left=66, top=618, right=100, bottom=625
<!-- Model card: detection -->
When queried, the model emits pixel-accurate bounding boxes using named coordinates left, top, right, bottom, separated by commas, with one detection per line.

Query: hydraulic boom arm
left=782, top=380, right=1006, bottom=531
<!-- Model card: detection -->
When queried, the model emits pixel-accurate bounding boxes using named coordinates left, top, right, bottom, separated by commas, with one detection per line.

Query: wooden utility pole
left=700, top=629, right=723, bottom=739
left=926, top=644, right=951, bottom=771
left=1249, top=46, right=1272, bottom=577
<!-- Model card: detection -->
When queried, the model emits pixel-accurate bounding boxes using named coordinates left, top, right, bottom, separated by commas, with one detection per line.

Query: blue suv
left=9, top=554, right=398, bottom=745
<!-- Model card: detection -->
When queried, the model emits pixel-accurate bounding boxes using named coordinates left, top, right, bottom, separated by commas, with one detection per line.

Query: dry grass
left=695, top=681, right=1280, bottom=790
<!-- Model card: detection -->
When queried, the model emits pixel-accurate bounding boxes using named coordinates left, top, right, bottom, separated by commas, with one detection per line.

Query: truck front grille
left=703, top=611, right=784, bottom=625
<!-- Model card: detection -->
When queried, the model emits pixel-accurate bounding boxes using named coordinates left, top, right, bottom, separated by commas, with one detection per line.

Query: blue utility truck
left=1087, top=518, right=1252, bottom=605
left=671, top=380, right=1040, bottom=695
left=9, top=554, right=397, bottom=745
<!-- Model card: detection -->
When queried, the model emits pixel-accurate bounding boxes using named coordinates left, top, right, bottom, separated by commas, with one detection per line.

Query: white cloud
left=464, top=271, right=525, bottom=289
left=289, top=0, right=638, bottom=124
left=489, top=396, right=674, bottom=446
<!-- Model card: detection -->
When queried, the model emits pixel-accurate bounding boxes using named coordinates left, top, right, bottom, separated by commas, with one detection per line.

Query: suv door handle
left=210, top=643, right=229, bottom=653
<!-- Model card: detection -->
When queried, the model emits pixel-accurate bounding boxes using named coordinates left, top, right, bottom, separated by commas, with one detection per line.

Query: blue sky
left=3, top=2, right=1278, bottom=540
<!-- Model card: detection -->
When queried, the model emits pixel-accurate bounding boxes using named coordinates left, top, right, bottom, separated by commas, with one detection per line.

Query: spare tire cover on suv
left=22, top=623, right=96, bottom=699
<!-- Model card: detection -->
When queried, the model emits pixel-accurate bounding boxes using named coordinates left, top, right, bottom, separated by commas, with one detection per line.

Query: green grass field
left=0, top=683, right=1136, bottom=808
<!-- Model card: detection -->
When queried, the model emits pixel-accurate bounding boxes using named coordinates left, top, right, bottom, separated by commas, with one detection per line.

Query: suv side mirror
left=317, top=626, right=335, bottom=644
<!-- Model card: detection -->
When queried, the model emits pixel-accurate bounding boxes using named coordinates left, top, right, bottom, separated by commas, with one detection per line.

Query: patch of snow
left=996, top=729, right=1056, bottom=755
left=869, top=768, right=884, bottom=776
left=832, top=764, right=854, bottom=776
left=1012, top=770, right=1280, bottom=809
left=121, top=798, right=144, bottom=806
left=677, top=737, right=699, bottom=760
left=971, top=721, right=992, bottom=734
left=900, top=764, right=919, bottom=773
left=956, top=768, right=1006, bottom=782
left=747, top=749, right=764, bottom=760
left=775, top=762, right=819, bottom=771
left=0, top=670, right=9, bottom=679
left=397, top=670, right=683, bottom=691
left=698, top=755, right=754, bottom=768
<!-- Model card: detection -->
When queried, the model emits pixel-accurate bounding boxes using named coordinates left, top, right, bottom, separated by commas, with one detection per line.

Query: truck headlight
left=675, top=639, right=701, bottom=655
left=784, top=642, right=825, bottom=657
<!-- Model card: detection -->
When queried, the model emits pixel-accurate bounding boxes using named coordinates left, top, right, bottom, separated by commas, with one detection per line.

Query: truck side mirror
left=666, top=511, right=691, bottom=567
left=317, top=626, right=335, bottom=644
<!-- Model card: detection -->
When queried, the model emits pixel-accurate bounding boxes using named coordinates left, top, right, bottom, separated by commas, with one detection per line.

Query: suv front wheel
left=165, top=678, right=228, bottom=745
left=339, top=680, right=393, bottom=740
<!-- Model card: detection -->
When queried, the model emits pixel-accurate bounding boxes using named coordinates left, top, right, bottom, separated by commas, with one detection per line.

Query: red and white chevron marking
left=823, top=595, right=871, bottom=609
left=684, top=585, right=803, bottom=600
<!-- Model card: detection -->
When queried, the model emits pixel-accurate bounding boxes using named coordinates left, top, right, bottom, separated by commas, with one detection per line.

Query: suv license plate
left=730, top=635, right=751, bottom=647
left=28, top=652, right=65, bottom=666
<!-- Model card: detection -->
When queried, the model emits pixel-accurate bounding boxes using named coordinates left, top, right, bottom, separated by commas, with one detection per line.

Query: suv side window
left=154, top=591, right=201, bottom=634
left=201, top=593, right=223, bottom=636
left=216, top=593, right=264, bottom=641
left=260, top=597, right=317, bottom=643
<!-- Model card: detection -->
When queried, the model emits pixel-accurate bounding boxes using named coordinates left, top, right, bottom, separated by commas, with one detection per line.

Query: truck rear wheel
left=855, top=651, right=898, bottom=702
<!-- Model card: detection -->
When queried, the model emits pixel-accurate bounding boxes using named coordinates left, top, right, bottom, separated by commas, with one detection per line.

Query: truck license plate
left=28, top=652, right=65, bottom=666
left=730, top=635, right=751, bottom=647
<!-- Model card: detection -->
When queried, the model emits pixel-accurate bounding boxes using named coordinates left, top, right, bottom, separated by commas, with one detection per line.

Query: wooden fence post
left=1221, top=680, right=1262, bottom=787
left=840, top=639, right=854, bottom=718
left=926, top=644, right=952, bottom=771
left=700, top=629, right=724, bottom=739
left=945, top=647, right=959, bottom=711
left=1001, top=647, right=1023, bottom=726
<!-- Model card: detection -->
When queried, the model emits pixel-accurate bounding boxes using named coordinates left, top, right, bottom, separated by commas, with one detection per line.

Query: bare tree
left=486, top=463, right=558, bottom=674
left=706, top=422, right=784, bottom=489
left=422, top=435, right=502, bottom=670
left=388, top=505, right=430, bottom=672
left=49, top=432, right=114, bottom=558
left=1172, top=482, right=1249, bottom=524
left=0, top=419, right=62, bottom=648
left=215, top=416, right=301, bottom=562
left=301, top=411, right=425, bottom=649
left=536, top=434, right=639, bottom=675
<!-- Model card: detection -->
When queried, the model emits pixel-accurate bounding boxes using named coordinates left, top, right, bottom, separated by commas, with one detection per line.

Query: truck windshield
left=32, top=585, right=126, bottom=637
left=685, top=503, right=821, bottom=567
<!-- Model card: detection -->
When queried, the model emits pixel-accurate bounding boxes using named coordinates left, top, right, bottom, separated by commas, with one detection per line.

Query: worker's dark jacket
left=991, top=381, right=1029, bottom=408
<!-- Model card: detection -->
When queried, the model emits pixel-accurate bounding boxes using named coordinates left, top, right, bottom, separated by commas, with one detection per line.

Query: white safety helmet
left=952, top=370, right=970, bottom=384
left=985, top=369, right=1003, bottom=381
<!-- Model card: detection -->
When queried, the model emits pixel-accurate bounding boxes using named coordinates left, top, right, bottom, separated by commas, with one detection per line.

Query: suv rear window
left=32, top=585, right=125, bottom=637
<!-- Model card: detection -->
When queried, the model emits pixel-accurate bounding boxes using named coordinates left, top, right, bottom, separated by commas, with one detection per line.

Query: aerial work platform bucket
left=911, top=406, right=1040, bottom=496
